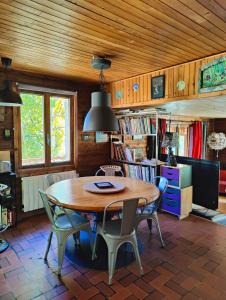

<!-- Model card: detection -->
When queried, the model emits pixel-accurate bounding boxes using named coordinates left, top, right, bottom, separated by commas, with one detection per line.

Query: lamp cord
left=99, top=68, right=106, bottom=92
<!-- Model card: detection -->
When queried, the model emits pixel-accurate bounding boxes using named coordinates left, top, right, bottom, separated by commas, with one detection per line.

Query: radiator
left=22, top=170, right=78, bottom=212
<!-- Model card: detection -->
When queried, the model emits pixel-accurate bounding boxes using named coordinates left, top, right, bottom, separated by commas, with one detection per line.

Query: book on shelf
left=118, top=116, right=156, bottom=135
left=0, top=205, right=15, bottom=227
left=126, top=164, right=155, bottom=183
left=112, top=141, right=126, bottom=161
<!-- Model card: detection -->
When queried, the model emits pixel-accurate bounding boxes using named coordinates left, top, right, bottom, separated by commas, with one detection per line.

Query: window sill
left=18, top=163, right=76, bottom=177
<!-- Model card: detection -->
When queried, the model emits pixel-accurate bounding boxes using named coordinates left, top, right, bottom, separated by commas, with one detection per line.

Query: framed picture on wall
left=151, top=75, right=165, bottom=99
left=199, top=56, right=226, bottom=93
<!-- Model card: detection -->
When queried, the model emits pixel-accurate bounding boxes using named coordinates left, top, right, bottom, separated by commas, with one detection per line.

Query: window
left=50, top=96, right=71, bottom=163
left=21, top=93, right=45, bottom=166
left=20, top=91, right=75, bottom=168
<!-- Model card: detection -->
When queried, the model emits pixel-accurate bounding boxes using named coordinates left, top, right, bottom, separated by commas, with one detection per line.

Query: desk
left=46, top=176, right=159, bottom=269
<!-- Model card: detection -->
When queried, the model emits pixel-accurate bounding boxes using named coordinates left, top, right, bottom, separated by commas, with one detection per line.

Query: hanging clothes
left=158, top=119, right=167, bottom=154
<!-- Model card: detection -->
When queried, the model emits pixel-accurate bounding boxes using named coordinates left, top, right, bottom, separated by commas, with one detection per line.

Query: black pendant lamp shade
left=0, top=80, right=22, bottom=106
left=0, top=57, right=22, bottom=107
left=83, top=91, right=119, bottom=132
left=83, top=56, right=119, bottom=132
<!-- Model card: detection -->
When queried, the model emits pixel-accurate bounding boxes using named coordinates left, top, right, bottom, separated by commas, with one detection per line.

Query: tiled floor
left=1, top=213, right=226, bottom=300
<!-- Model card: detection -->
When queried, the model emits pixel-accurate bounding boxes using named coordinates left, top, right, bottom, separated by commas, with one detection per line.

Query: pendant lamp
left=0, top=57, right=23, bottom=107
left=83, top=57, right=119, bottom=132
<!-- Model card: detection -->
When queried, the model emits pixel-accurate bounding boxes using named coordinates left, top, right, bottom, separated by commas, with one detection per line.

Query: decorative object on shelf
left=95, top=131, right=109, bottom=143
left=115, top=90, right=122, bottom=99
left=176, top=80, right=186, bottom=91
left=161, top=132, right=179, bottom=166
left=0, top=57, right=23, bottom=106
left=199, top=56, right=226, bottom=93
left=83, top=56, right=119, bottom=132
left=132, top=134, right=144, bottom=140
left=0, top=107, right=5, bottom=122
left=207, top=132, right=226, bottom=158
left=151, top=75, right=165, bottom=99
left=132, top=83, right=139, bottom=92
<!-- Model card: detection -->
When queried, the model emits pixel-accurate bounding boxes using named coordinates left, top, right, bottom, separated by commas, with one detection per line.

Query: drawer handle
left=166, top=200, right=176, bottom=207
left=165, top=197, right=173, bottom=200
left=167, top=172, right=174, bottom=175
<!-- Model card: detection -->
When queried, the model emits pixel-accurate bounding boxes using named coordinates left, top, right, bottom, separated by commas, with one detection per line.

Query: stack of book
left=112, top=141, right=126, bottom=160
left=113, top=143, right=145, bottom=162
left=118, top=116, right=156, bottom=135
left=125, top=164, right=155, bottom=183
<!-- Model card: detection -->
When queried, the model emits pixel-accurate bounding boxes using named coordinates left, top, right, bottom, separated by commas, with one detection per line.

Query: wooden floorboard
left=0, top=213, right=226, bottom=299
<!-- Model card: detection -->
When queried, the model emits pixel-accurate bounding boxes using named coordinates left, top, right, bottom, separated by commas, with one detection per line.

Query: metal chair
left=39, top=190, right=93, bottom=275
left=92, top=198, right=145, bottom=285
left=135, top=176, right=168, bottom=248
left=95, top=165, right=124, bottom=176
left=45, top=173, right=77, bottom=216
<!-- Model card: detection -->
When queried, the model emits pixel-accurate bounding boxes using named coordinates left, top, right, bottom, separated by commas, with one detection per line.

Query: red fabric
left=192, top=121, right=202, bottom=159
left=219, top=170, right=226, bottom=194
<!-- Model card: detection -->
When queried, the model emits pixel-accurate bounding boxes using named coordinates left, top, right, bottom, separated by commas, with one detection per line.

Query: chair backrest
left=95, top=165, right=124, bottom=176
left=39, top=190, right=56, bottom=225
left=45, top=171, right=78, bottom=187
left=152, top=176, right=168, bottom=209
left=39, top=190, right=75, bottom=229
left=153, top=176, right=168, bottom=195
left=103, top=198, right=146, bottom=236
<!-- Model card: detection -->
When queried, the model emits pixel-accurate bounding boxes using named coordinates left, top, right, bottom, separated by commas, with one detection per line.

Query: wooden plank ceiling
left=0, top=0, right=225, bottom=82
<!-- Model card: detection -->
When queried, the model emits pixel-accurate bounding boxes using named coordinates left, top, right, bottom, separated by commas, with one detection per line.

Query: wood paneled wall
left=0, top=69, right=110, bottom=176
left=109, top=52, right=226, bottom=108
left=0, top=107, right=13, bottom=151
left=77, top=89, right=111, bottom=176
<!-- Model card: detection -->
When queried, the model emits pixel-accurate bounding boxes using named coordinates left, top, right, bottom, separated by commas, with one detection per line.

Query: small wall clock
left=176, top=80, right=186, bottom=91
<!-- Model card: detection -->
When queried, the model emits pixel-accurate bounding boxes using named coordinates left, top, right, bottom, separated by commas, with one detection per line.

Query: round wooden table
left=46, top=176, right=159, bottom=270
left=46, top=176, right=160, bottom=212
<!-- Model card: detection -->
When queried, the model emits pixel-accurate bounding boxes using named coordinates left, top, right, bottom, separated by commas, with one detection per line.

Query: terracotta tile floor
left=1, top=213, right=226, bottom=299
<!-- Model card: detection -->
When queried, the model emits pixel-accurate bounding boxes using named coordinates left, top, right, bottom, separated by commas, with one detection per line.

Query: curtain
left=191, top=121, right=203, bottom=159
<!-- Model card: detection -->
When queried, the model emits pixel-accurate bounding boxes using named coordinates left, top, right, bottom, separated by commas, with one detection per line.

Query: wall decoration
left=207, top=132, right=226, bottom=158
left=151, top=75, right=165, bottom=99
left=81, top=133, right=95, bottom=142
left=199, top=56, right=226, bottom=93
left=176, top=80, right=186, bottom=91
left=4, top=129, right=11, bottom=139
left=95, top=131, right=109, bottom=143
left=0, top=107, right=5, bottom=122
left=115, top=90, right=123, bottom=99
left=132, top=83, right=139, bottom=92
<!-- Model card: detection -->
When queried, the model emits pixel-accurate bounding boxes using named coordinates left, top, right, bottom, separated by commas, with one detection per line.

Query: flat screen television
left=160, top=154, right=220, bottom=210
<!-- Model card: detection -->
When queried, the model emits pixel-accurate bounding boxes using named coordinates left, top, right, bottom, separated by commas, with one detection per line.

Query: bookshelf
left=111, top=110, right=161, bottom=182
left=0, top=172, right=17, bottom=229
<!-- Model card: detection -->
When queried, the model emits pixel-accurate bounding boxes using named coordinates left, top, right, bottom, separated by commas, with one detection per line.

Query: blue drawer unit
left=160, top=164, right=193, bottom=219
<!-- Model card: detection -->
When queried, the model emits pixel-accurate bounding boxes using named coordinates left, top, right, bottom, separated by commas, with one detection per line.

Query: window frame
left=17, top=90, right=77, bottom=176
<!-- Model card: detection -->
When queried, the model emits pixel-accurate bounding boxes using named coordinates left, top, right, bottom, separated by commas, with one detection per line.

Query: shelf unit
left=160, top=164, right=193, bottom=219
left=111, top=110, right=162, bottom=182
